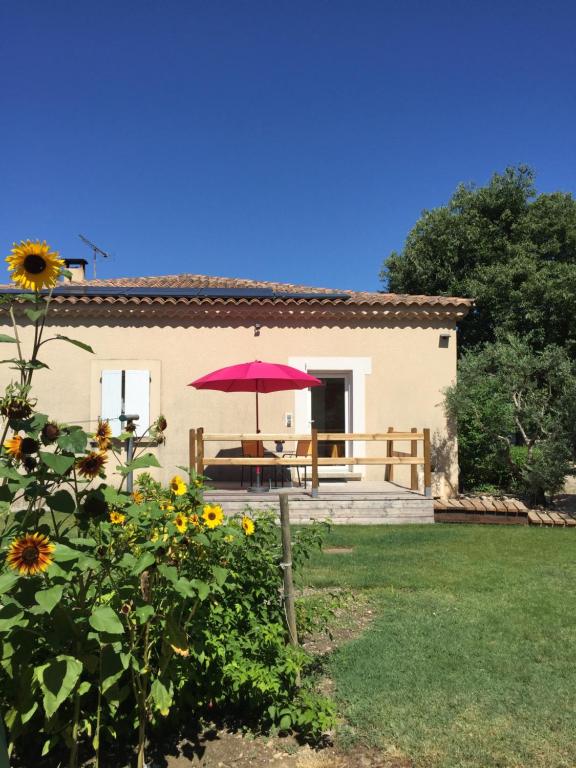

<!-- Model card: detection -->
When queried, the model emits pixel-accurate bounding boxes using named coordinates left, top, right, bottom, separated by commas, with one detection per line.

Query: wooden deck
left=204, top=480, right=434, bottom=525
left=434, top=497, right=576, bottom=527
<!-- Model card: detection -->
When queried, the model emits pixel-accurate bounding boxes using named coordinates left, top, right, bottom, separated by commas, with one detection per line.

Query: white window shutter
left=124, top=370, right=150, bottom=436
left=101, top=370, right=123, bottom=437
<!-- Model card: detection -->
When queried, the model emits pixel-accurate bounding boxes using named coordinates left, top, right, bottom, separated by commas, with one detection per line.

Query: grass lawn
left=299, top=524, right=576, bottom=768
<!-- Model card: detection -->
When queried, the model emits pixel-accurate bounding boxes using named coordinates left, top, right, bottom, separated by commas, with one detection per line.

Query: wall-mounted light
left=254, top=324, right=262, bottom=337
left=439, top=334, right=450, bottom=348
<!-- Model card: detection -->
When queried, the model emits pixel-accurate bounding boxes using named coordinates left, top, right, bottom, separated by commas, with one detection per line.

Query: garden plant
left=0, top=240, right=334, bottom=767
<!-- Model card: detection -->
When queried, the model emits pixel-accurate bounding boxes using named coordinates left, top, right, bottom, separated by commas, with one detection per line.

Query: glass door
left=310, top=373, right=351, bottom=471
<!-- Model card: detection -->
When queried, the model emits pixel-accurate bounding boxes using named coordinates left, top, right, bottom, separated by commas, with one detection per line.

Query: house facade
left=0, top=264, right=472, bottom=496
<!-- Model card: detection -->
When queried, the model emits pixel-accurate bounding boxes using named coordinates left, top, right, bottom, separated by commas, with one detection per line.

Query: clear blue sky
left=1, top=1, right=575, bottom=291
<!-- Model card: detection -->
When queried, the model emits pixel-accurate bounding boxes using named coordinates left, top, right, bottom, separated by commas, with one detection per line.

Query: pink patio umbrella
left=189, top=360, right=322, bottom=432
left=189, top=360, right=322, bottom=489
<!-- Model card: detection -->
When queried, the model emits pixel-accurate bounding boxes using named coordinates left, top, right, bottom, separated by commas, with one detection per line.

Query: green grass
left=300, top=525, right=576, bottom=768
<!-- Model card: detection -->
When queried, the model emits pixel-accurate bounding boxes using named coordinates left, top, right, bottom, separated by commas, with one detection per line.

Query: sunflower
left=169, top=475, right=187, bottom=496
left=241, top=515, right=255, bottom=536
left=132, top=490, right=144, bottom=504
left=109, top=510, right=126, bottom=525
left=95, top=419, right=112, bottom=451
left=160, top=500, right=175, bottom=511
left=188, top=513, right=201, bottom=527
left=76, top=451, right=107, bottom=479
left=4, top=434, right=23, bottom=460
left=202, top=504, right=224, bottom=529
left=6, top=240, right=64, bottom=291
left=6, top=533, right=54, bottom=576
left=174, top=513, right=188, bottom=534
left=21, top=437, right=38, bottom=455
left=41, top=421, right=60, bottom=443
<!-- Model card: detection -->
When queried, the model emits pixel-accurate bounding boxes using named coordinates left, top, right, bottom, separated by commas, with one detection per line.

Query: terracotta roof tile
left=0, top=273, right=474, bottom=310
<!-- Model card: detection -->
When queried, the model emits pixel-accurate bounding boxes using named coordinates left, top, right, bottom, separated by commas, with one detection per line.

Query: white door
left=308, top=372, right=352, bottom=474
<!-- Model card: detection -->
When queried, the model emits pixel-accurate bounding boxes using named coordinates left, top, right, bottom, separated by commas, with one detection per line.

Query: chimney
left=63, top=258, right=88, bottom=283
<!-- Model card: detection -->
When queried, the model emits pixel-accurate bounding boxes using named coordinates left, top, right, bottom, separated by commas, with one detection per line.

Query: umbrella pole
left=250, top=391, right=267, bottom=492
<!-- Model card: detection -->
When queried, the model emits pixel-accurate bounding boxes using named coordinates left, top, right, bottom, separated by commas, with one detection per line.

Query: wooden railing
left=189, top=427, right=432, bottom=498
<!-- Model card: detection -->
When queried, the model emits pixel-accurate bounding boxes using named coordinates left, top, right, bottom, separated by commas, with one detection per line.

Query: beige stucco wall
left=0, top=313, right=459, bottom=496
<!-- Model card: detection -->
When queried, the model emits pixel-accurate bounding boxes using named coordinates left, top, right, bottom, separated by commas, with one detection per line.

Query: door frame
left=288, top=356, right=372, bottom=477
left=309, top=371, right=352, bottom=474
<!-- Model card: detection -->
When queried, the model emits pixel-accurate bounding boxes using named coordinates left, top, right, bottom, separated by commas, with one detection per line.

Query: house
left=0, top=259, right=472, bottom=497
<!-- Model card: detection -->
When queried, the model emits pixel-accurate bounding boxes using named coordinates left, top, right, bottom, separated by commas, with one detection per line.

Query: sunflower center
left=23, top=254, right=47, bottom=274
left=22, top=545, right=39, bottom=564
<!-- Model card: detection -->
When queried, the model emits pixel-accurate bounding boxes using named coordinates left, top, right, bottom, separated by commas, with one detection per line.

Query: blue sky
left=1, top=1, right=574, bottom=291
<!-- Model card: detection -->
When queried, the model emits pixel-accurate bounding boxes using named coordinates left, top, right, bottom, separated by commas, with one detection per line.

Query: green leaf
left=101, top=645, right=128, bottom=694
left=57, top=427, right=89, bottom=453
left=0, top=358, right=48, bottom=371
left=35, top=584, right=65, bottom=614
left=134, top=604, right=155, bottom=624
left=68, top=536, right=97, bottom=548
left=103, top=486, right=130, bottom=507
left=89, top=606, right=124, bottom=635
left=118, top=552, right=137, bottom=570
left=212, top=565, right=228, bottom=587
left=36, top=655, right=83, bottom=718
left=0, top=466, right=23, bottom=481
left=131, top=552, right=155, bottom=576
left=157, top=564, right=178, bottom=583
left=54, top=335, right=94, bottom=353
left=0, top=334, right=17, bottom=343
left=24, top=307, right=46, bottom=322
left=0, top=603, right=25, bottom=632
left=47, top=489, right=76, bottom=515
left=39, top=451, right=75, bottom=475
left=117, top=453, right=161, bottom=474
left=52, top=543, right=82, bottom=562
left=0, top=571, right=18, bottom=596
left=190, top=579, right=210, bottom=601
left=165, top=614, right=189, bottom=656
left=150, top=678, right=172, bottom=716
left=173, top=577, right=196, bottom=599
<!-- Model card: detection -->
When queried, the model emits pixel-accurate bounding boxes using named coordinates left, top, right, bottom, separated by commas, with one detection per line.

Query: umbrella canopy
left=189, top=360, right=322, bottom=432
left=190, top=360, right=322, bottom=394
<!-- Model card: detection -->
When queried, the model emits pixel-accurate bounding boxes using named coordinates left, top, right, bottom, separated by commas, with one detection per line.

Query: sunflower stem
left=68, top=685, right=81, bottom=768
left=7, top=305, right=24, bottom=380
left=94, top=646, right=103, bottom=768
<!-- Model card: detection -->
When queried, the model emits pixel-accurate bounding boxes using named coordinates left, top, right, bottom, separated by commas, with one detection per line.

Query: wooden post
left=311, top=427, right=319, bottom=498
left=423, top=427, right=432, bottom=497
left=385, top=426, right=394, bottom=481
left=196, top=427, right=204, bottom=477
left=410, top=427, right=418, bottom=491
left=189, top=428, right=196, bottom=478
left=279, top=494, right=299, bottom=649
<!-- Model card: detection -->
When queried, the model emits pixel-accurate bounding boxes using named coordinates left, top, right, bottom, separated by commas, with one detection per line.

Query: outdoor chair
left=283, top=440, right=311, bottom=487
left=240, top=440, right=269, bottom=487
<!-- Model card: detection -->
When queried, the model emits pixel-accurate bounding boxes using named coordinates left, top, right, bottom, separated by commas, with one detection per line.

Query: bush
left=445, top=335, right=576, bottom=504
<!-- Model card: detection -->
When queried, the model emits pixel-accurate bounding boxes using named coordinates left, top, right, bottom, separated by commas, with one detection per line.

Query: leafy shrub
left=445, top=335, right=576, bottom=504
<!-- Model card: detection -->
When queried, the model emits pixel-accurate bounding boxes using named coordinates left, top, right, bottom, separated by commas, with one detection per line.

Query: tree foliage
left=445, top=337, right=576, bottom=503
left=382, top=166, right=576, bottom=499
left=382, top=166, right=576, bottom=351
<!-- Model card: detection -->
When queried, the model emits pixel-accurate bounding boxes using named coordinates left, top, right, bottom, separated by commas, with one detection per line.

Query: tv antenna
left=78, top=234, right=111, bottom=279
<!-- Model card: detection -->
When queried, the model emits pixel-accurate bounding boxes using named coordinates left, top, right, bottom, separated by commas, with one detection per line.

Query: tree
left=444, top=337, right=576, bottom=504
left=382, top=166, right=576, bottom=352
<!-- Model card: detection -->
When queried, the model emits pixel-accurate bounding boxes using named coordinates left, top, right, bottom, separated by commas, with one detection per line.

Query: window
left=101, top=369, right=150, bottom=437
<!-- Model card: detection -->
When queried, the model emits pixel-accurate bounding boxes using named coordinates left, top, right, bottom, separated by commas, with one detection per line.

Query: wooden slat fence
left=189, top=427, right=432, bottom=498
